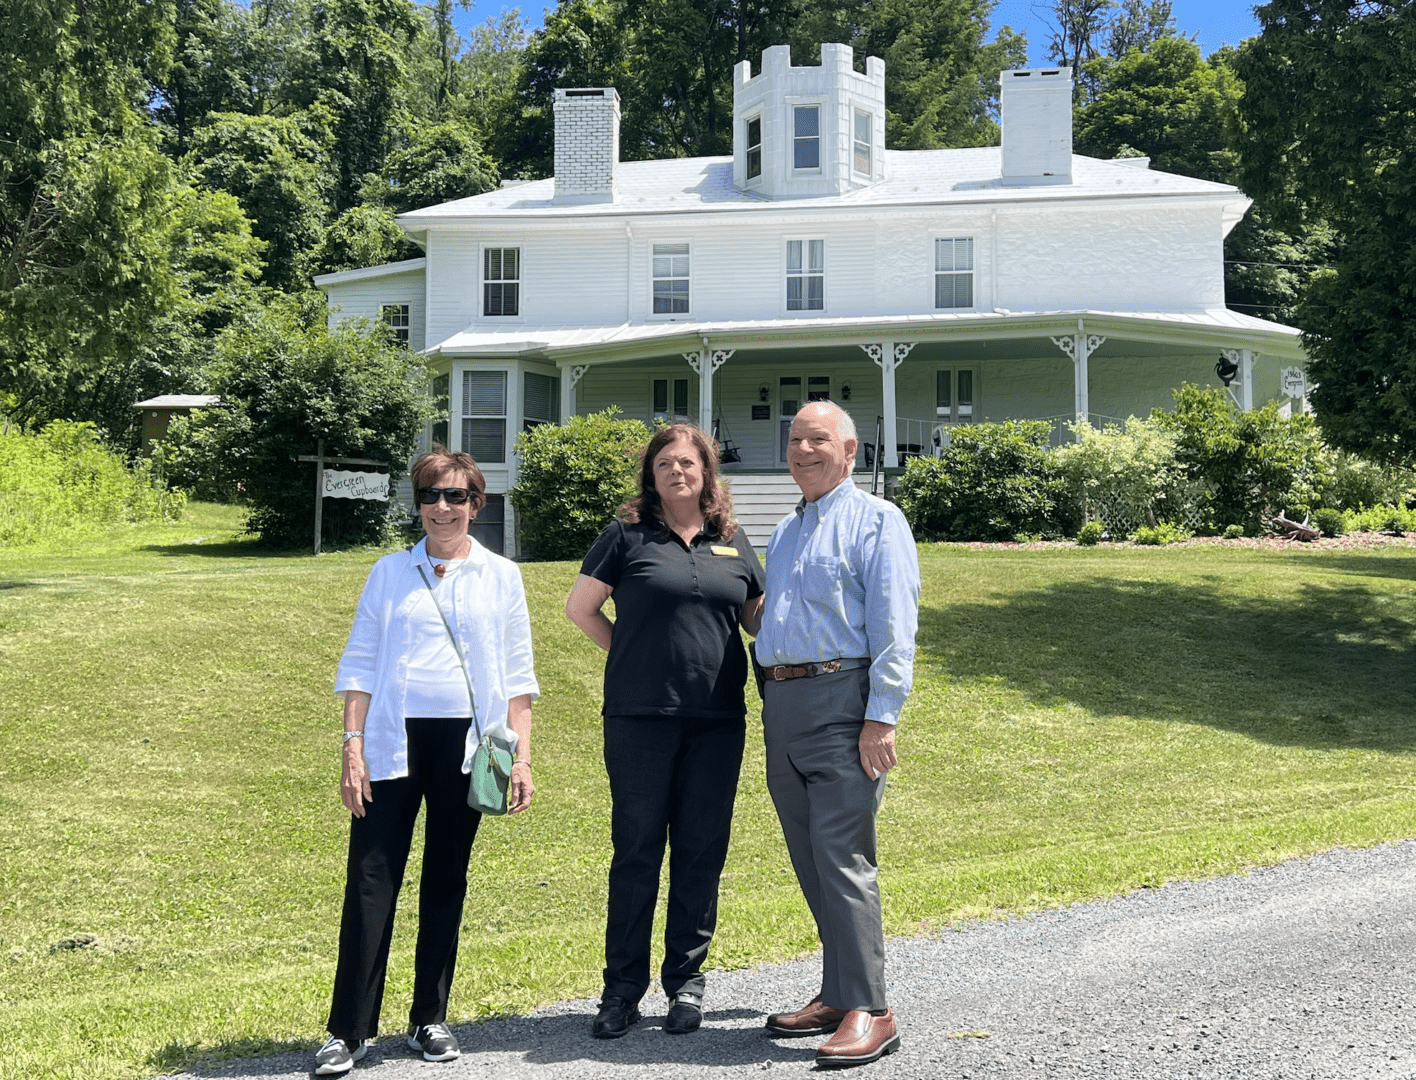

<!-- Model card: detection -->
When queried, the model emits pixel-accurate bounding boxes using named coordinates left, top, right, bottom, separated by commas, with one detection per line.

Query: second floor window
left=786, top=239, right=824, bottom=311
left=652, top=243, right=690, bottom=314
left=935, top=237, right=974, bottom=308
left=793, top=105, right=820, bottom=170
left=483, top=248, right=519, bottom=316
left=746, top=116, right=762, bottom=179
left=853, top=110, right=872, bottom=175
left=381, top=303, right=410, bottom=346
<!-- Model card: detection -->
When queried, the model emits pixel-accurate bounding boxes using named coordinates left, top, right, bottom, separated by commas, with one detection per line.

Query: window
left=853, top=110, right=872, bottom=175
left=431, top=373, right=450, bottom=449
left=793, top=105, right=820, bottom=170
left=935, top=237, right=975, bottom=309
left=652, top=243, right=690, bottom=314
left=523, top=371, right=560, bottom=431
left=483, top=248, right=519, bottom=316
left=786, top=240, right=824, bottom=311
left=746, top=116, right=762, bottom=180
left=461, top=370, right=507, bottom=462
left=936, top=369, right=975, bottom=422
left=381, top=303, right=410, bottom=346
left=653, top=377, right=690, bottom=422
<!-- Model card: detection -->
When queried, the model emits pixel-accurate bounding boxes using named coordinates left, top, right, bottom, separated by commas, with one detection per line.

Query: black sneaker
left=591, top=995, right=641, bottom=1039
left=664, top=992, right=703, bottom=1034
left=314, top=1036, right=368, bottom=1075
left=406, top=1022, right=460, bottom=1062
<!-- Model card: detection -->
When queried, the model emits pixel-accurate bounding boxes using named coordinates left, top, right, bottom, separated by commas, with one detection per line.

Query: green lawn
left=1, top=505, right=1414, bottom=1080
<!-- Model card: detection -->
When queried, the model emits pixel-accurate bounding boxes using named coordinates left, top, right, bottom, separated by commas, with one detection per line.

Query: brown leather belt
left=755, top=656, right=871, bottom=682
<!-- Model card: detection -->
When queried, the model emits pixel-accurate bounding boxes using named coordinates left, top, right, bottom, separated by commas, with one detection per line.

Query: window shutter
left=463, top=371, right=506, bottom=416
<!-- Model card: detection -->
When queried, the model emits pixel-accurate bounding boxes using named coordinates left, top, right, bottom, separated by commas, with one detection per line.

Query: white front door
left=778, top=374, right=831, bottom=464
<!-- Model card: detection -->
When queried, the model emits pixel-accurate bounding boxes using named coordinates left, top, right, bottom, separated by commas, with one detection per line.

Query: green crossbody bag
left=417, top=564, right=513, bottom=816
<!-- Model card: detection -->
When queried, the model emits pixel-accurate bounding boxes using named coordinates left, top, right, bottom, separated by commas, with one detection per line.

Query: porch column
left=560, top=364, right=588, bottom=423
left=860, top=341, right=916, bottom=469
left=1221, top=348, right=1255, bottom=411
left=1050, top=319, right=1106, bottom=437
left=684, top=344, right=734, bottom=434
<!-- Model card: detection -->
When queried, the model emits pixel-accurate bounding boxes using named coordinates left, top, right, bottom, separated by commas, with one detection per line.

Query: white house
left=315, top=44, right=1307, bottom=555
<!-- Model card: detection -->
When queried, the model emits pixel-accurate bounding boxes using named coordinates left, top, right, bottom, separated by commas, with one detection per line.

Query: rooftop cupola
left=732, top=43, right=886, bottom=198
left=553, top=87, right=621, bottom=204
left=1000, top=67, right=1073, bottom=186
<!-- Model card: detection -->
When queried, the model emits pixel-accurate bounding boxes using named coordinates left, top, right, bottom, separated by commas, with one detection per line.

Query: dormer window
left=793, top=106, right=820, bottom=170
left=853, top=110, right=871, bottom=175
left=746, top=117, right=762, bottom=179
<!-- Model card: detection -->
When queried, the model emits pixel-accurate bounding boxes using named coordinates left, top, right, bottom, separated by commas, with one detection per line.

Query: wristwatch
left=343, top=730, right=365, bottom=743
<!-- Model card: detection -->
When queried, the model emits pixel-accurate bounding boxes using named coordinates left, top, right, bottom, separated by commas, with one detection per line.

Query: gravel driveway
left=176, top=841, right=1416, bottom=1080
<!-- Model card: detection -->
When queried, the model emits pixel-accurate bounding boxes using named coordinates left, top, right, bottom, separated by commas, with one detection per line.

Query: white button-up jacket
left=335, top=536, right=540, bottom=782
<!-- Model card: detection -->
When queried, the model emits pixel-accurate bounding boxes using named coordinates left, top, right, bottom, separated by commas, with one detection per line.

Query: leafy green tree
left=1042, top=0, right=1116, bottom=71
left=1104, top=0, right=1180, bottom=58
left=456, top=9, right=529, bottom=139
left=198, top=293, right=431, bottom=546
left=187, top=112, right=331, bottom=290
left=1234, top=0, right=1416, bottom=465
left=378, top=121, right=499, bottom=212
left=313, top=205, right=418, bottom=273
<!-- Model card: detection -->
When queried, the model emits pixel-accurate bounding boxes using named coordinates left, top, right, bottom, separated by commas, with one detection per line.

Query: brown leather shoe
left=814, top=1008, right=900, bottom=1067
left=764, top=996, right=848, bottom=1037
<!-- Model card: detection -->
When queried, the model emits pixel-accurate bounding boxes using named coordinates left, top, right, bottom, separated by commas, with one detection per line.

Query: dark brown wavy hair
left=411, top=446, right=487, bottom=514
left=620, top=423, right=737, bottom=542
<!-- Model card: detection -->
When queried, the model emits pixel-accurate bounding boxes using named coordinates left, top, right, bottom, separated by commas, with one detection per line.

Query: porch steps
left=725, top=473, right=880, bottom=551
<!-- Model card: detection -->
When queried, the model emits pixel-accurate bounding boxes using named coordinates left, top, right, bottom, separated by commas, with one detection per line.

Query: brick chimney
left=1000, top=68, right=1073, bottom=186
left=553, top=88, right=620, bottom=205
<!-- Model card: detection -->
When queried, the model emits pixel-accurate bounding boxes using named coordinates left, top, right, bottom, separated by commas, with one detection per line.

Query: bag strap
left=416, top=563, right=482, bottom=743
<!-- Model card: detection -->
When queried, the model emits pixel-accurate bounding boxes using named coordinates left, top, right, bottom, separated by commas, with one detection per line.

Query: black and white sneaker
left=407, top=1022, right=461, bottom=1062
left=314, top=1035, right=367, bottom=1075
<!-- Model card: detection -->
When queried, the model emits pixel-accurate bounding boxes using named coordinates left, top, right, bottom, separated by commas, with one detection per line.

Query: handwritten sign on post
left=1280, top=367, right=1307, bottom=399
left=323, top=469, right=389, bottom=501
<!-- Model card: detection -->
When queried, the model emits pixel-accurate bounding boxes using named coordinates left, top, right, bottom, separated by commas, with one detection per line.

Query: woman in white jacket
left=315, top=448, right=539, bottom=1077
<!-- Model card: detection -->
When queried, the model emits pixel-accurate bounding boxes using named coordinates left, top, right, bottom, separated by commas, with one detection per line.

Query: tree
left=1042, top=0, right=1116, bottom=70
left=313, top=204, right=418, bottom=273
left=187, top=112, right=332, bottom=291
left=200, top=293, right=432, bottom=546
left=1234, top=0, right=1416, bottom=464
left=1104, top=0, right=1179, bottom=58
left=377, top=121, right=499, bottom=212
left=456, top=9, right=529, bottom=140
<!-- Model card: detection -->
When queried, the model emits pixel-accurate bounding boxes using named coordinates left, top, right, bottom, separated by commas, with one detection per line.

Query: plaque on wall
left=751, top=404, right=771, bottom=420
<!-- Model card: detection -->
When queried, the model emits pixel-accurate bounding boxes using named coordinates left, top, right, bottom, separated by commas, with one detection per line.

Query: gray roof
left=400, top=148, right=1243, bottom=225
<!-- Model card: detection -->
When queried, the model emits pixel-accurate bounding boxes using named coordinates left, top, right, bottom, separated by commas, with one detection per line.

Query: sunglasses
left=416, top=487, right=473, bottom=505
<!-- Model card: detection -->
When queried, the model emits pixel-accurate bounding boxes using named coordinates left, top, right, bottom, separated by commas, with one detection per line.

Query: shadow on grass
left=1302, top=554, right=1416, bottom=582
left=921, top=575, right=1416, bottom=753
left=0, top=580, right=40, bottom=590
left=140, top=541, right=297, bottom=559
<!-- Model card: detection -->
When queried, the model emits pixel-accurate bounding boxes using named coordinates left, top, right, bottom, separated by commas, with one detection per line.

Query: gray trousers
left=762, top=667, right=888, bottom=1012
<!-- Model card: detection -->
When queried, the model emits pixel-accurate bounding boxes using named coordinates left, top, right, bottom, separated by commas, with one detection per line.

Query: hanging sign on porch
left=1280, top=367, right=1307, bottom=399
left=323, top=468, right=389, bottom=501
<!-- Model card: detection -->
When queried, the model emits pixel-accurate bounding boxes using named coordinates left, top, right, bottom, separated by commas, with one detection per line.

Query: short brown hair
left=410, top=446, right=487, bottom=514
left=620, top=423, right=737, bottom=542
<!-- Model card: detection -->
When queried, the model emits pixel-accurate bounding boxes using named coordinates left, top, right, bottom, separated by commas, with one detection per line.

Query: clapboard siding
left=322, top=272, right=425, bottom=354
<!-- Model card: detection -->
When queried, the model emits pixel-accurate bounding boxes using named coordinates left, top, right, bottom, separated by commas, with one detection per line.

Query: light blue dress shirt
left=756, top=479, right=921, bottom=726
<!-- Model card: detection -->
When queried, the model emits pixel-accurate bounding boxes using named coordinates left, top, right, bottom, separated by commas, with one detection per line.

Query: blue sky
left=449, top=1, right=1263, bottom=63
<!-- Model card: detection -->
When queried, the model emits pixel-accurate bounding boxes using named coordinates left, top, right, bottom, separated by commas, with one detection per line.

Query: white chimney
left=999, top=68, right=1073, bottom=186
left=553, top=88, right=620, bottom=204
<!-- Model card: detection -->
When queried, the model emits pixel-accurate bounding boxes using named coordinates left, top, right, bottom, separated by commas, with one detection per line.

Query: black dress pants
left=602, top=714, right=746, bottom=1004
left=327, top=717, right=481, bottom=1044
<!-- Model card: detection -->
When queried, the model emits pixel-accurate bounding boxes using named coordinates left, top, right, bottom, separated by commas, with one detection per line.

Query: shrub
left=894, top=421, right=1082, bottom=542
left=1222, top=523, right=1246, bottom=539
left=1340, top=504, right=1416, bottom=534
left=1152, top=385, right=1332, bottom=534
left=510, top=408, right=652, bottom=561
left=1077, top=520, right=1105, bottom=546
left=1056, top=416, right=1192, bottom=535
left=183, top=296, right=431, bottom=548
left=0, top=420, right=184, bottom=546
left=1325, top=453, right=1416, bottom=511
left=1313, top=508, right=1345, bottom=537
left=1134, top=523, right=1190, bottom=546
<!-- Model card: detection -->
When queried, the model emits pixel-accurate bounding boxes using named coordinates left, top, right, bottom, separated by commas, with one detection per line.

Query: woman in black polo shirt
left=566, top=422, right=764, bottom=1040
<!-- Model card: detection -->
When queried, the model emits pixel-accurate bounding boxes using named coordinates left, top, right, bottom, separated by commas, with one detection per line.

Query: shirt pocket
left=800, top=556, right=845, bottom=605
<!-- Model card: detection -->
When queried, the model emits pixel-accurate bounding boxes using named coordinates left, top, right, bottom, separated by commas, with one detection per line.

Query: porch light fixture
left=841, top=383, right=852, bottom=401
left=758, top=383, right=770, bottom=403
left=1215, top=354, right=1239, bottom=386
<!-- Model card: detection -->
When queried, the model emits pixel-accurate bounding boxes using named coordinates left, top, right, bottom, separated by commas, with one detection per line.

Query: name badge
left=710, top=545, right=738, bottom=556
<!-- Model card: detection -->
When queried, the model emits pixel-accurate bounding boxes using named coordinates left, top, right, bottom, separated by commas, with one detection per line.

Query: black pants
left=602, top=714, right=746, bottom=1004
left=327, top=717, right=482, bottom=1044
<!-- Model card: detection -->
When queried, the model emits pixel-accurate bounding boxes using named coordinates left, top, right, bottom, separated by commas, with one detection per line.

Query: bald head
left=798, top=400, right=857, bottom=442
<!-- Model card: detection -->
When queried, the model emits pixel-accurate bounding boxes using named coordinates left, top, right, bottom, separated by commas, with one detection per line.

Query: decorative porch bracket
left=1220, top=348, right=1254, bottom=412
left=1050, top=321, right=1106, bottom=439
left=684, top=347, right=735, bottom=433
left=559, top=364, right=590, bottom=424
left=860, top=341, right=917, bottom=468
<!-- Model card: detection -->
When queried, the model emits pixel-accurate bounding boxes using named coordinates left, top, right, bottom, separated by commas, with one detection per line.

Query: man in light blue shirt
left=754, top=401, right=920, bottom=1067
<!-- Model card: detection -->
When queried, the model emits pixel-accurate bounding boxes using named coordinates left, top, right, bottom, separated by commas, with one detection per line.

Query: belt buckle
left=771, top=666, right=789, bottom=682
left=821, top=660, right=842, bottom=674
